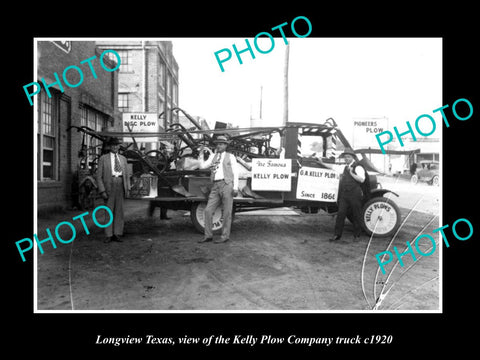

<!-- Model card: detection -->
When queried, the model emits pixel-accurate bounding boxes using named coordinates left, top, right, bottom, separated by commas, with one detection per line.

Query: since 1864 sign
left=296, top=166, right=340, bottom=202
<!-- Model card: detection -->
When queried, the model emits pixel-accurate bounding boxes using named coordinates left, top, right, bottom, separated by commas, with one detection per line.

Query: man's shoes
left=329, top=235, right=341, bottom=242
left=214, top=238, right=229, bottom=244
left=104, top=237, right=112, bottom=243
left=198, top=237, right=213, bottom=243
left=112, top=235, right=123, bottom=242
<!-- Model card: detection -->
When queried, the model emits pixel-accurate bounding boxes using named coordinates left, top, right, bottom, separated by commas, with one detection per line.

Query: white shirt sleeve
left=354, top=164, right=365, bottom=183
left=230, top=154, right=239, bottom=190
left=200, top=150, right=215, bottom=169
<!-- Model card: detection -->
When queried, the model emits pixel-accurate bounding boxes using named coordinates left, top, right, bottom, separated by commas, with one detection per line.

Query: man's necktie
left=211, top=153, right=221, bottom=175
left=114, top=154, right=122, bottom=173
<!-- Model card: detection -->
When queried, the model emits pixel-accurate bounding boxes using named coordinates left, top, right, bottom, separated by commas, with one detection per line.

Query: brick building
left=36, top=40, right=119, bottom=212
left=96, top=40, right=180, bottom=149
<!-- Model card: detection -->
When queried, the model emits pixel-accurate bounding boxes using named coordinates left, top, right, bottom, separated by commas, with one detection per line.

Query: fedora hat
left=339, top=147, right=356, bottom=157
left=213, top=135, right=230, bottom=144
left=106, top=136, right=122, bottom=145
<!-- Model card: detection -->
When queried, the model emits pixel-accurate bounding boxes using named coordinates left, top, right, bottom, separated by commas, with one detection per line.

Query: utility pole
left=283, top=44, right=289, bottom=126
left=281, top=43, right=290, bottom=149
left=142, top=40, right=146, bottom=112
left=259, top=85, right=263, bottom=120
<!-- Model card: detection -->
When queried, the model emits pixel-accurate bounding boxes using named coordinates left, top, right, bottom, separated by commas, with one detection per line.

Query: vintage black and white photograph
left=32, top=37, right=442, bottom=312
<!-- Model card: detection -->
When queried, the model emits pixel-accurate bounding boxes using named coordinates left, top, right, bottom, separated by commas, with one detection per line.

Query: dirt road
left=36, top=177, right=440, bottom=311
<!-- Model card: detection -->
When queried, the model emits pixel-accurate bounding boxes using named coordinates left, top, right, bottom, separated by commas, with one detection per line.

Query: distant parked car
left=411, top=160, right=439, bottom=186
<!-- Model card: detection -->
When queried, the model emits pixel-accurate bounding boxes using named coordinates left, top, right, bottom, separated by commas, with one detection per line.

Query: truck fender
left=369, top=188, right=399, bottom=198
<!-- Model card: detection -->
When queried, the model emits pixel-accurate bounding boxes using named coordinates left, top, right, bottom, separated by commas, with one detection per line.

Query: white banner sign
left=122, top=113, right=158, bottom=143
left=296, top=167, right=340, bottom=202
left=352, top=117, right=387, bottom=148
left=251, top=159, right=292, bottom=191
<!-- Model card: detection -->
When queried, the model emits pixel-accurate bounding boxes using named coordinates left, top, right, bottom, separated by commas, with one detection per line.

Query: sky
left=172, top=37, right=442, bottom=145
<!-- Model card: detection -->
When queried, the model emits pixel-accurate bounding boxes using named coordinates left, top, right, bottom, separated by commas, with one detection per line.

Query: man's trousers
left=104, top=177, right=125, bottom=237
left=334, top=186, right=363, bottom=237
left=204, top=180, right=234, bottom=240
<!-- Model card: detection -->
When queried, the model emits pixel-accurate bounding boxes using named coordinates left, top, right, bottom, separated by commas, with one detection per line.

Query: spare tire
left=190, top=202, right=235, bottom=234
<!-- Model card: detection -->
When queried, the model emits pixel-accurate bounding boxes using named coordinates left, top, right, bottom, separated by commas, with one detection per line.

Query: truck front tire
left=361, top=196, right=401, bottom=238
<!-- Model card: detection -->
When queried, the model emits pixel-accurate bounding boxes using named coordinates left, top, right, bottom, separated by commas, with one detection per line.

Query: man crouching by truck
left=198, top=135, right=239, bottom=244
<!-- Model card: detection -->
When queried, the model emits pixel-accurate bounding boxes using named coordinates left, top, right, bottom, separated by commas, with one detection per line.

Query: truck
left=71, top=108, right=403, bottom=238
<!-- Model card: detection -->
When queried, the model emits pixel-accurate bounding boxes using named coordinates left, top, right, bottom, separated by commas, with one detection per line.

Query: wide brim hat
left=106, top=136, right=122, bottom=145
left=339, top=147, right=356, bottom=157
left=213, top=135, right=231, bottom=144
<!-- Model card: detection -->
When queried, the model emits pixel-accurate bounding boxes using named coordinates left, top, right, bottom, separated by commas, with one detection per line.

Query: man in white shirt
left=199, top=135, right=239, bottom=244
left=330, top=148, right=366, bottom=242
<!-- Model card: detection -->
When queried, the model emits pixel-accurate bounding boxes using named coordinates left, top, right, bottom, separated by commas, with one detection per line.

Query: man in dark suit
left=330, top=148, right=366, bottom=242
left=95, top=137, right=131, bottom=243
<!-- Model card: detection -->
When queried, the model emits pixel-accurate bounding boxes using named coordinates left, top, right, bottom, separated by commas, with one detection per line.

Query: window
left=158, top=59, right=165, bottom=88
left=38, top=92, right=58, bottom=181
left=167, top=74, right=172, bottom=99
left=88, top=108, right=96, bottom=130
left=173, top=82, right=178, bottom=104
left=112, top=50, right=131, bottom=72
left=79, top=105, right=110, bottom=162
left=118, top=93, right=130, bottom=112
left=158, top=99, right=164, bottom=116
left=80, top=106, right=87, bottom=126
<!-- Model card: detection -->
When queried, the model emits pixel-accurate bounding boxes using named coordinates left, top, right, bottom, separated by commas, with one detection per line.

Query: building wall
left=36, top=41, right=119, bottom=213
left=119, top=46, right=145, bottom=112
left=96, top=40, right=179, bottom=153
left=146, top=47, right=159, bottom=113
left=96, top=41, right=179, bottom=122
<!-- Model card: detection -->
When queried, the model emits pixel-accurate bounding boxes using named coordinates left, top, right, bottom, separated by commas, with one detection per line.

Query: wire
left=373, top=214, right=438, bottom=310
left=372, top=195, right=425, bottom=304
left=386, top=276, right=439, bottom=310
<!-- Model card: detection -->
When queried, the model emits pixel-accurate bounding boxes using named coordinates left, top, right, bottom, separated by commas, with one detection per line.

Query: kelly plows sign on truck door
left=251, top=159, right=292, bottom=191
left=122, top=113, right=159, bottom=143
left=296, top=167, right=340, bottom=202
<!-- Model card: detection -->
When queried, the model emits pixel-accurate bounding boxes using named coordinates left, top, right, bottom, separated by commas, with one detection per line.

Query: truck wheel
left=190, top=202, right=235, bottom=234
left=410, top=174, right=418, bottom=184
left=144, top=150, right=168, bottom=173
left=432, top=175, right=439, bottom=186
left=362, top=197, right=401, bottom=238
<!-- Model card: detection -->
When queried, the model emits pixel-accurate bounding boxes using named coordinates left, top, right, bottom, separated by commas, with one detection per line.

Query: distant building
left=96, top=40, right=179, bottom=140
left=363, top=137, right=439, bottom=175
left=351, top=116, right=439, bottom=174
left=36, top=41, right=119, bottom=212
